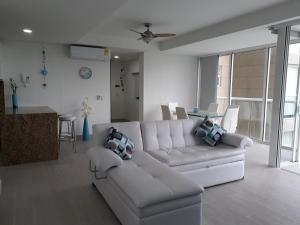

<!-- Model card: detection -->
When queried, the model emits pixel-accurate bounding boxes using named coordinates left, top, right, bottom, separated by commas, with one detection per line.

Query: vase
left=12, top=94, right=18, bottom=109
left=82, top=116, right=90, bottom=141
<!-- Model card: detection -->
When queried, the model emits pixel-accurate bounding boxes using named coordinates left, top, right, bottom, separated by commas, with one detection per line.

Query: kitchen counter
left=0, top=106, right=59, bottom=165
left=3, top=106, right=57, bottom=115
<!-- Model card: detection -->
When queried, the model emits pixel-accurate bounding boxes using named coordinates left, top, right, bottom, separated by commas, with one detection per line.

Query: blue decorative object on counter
left=82, top=116, right=90, bottom=141
left=192, top=107, right=199, bottom=113
left=12, top=94, right=18, bottom=109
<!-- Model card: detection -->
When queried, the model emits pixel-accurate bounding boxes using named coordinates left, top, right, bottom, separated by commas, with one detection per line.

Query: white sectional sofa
left=141, top=119, right=252, bottom=187
left=87, top=119, right=253, bottom=225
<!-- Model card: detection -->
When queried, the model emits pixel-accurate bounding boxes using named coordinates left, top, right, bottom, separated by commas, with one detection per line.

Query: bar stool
left=58, top=114, right=77, bottom=152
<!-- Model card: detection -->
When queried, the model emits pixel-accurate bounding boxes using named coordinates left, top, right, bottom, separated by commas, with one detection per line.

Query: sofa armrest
left=87, top=146, right=123, bottom=174
left=221, top=133, right=253, bottom=149
left=146, top=150, right=170, bottom=164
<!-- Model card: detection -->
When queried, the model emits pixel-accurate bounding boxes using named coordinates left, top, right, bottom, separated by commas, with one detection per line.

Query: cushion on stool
left=59, top=114, right=76, bottom=121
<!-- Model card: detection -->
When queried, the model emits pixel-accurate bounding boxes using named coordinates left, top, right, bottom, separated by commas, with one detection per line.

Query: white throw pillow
left=87, top=146, right=123, bottom=173
left=221, top=133, right=253, bottom=148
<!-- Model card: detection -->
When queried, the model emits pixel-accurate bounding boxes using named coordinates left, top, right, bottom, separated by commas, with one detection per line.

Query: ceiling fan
left=130, top=23, right=176, bottom=44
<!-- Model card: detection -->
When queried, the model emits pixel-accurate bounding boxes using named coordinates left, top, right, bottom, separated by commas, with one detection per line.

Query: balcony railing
left=217, top=97, right=297, bottom=148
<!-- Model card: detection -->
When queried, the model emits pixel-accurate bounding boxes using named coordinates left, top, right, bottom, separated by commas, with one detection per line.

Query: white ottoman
left=90, top=151, right=203, bottom=225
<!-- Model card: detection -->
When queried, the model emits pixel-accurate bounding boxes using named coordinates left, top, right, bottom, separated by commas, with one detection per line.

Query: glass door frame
left=269, top=25, right=292, bottom=167
left=291, top=55, right=300, bottom=162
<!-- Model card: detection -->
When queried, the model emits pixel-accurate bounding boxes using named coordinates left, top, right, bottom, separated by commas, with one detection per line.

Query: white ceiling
left=90, top=0, right=287, bottom=38
left=0, top=0, right=126, bottom=43
left=0, top=0, right=297, bottom=58
left=79, top=0, right=291, bottom=57
left=164, top=27, right=278, bottom=56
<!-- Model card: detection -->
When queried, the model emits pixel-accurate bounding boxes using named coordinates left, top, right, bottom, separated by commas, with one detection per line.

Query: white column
left=268, top=26, right=291, bottom=167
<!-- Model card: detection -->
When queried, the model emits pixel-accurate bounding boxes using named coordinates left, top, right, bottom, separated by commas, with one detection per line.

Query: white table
left=187, top=110, right=224, bottom=119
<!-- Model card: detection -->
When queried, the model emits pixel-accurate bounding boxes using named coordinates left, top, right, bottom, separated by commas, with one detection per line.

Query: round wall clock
left=79, top=67, right=92, bottom=79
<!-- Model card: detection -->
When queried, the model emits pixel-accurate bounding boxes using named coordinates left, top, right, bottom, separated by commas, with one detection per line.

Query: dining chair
left=168, top=102, right=178, bottom=113
left=161, top=105, right=173, bottom=120
left=207, top=103, right=219, bottom=113
left=221, top=105, right=240, bottom=133
left=176, top=107, right=189, bottom=120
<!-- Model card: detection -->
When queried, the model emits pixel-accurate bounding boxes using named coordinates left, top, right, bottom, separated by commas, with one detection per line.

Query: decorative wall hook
left=41, top=47, right=48, bottom=87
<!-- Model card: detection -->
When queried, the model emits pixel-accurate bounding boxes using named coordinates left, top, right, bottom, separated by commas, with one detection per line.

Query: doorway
left=110, top=57, right=140, bottom=122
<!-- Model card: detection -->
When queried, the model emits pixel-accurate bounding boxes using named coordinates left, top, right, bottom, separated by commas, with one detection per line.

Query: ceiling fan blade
left=153, top=33, right=176, bottom=38
left=137, top=37, right=143, bottom=40
left=129, top=28, right=143, bottom=35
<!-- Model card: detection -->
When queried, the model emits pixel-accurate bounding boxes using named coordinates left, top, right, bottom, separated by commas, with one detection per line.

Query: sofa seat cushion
left=147, top=144, right=245, bottom=167
left=106, top=175, right=201, bottom=218
left=173, top=154, right=245, bottom=173
left=107, top=152, right=203, bottom=215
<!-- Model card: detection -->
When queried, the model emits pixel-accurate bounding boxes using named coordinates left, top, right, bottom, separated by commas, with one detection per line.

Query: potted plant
left=81, top=97, right=92, bottom=141
left=9, top=78, right=18, bottom=109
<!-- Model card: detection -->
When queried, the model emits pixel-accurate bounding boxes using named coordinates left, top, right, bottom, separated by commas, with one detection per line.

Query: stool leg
left=68, top=121, right=71, bottom=135
left=59, top=120, right=62, bottom=142
left=72, top=120, right=76, bottom=153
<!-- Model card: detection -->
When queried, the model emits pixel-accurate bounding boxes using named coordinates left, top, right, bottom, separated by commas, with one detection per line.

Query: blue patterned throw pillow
left=194, top=116, right=226, bottom=146
left=104, top=127, right=134, bottom=160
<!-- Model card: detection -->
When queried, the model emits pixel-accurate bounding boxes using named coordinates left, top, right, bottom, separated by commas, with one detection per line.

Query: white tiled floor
left=1, top=141, right=300, bottom=225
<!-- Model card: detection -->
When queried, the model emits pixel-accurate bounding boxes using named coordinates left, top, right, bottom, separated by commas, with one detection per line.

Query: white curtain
left=199, top=55, right=219, bottom=110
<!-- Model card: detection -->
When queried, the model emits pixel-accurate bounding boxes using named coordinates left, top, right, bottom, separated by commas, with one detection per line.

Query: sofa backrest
left=93, top=121, right=144, bottom=152
left=141, top=119, right=203, bottom=151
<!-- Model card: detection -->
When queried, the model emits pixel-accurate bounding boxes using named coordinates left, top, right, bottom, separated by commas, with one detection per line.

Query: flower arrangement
left=9, top=78, right=18, bottom=95
left=81, top=97, right=92, bottom=118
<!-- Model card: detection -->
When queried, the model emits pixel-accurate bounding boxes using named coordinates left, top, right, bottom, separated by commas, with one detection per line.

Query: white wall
left=142, top=52, right=198, bottom=121
left=2, top=40, right=110, bottom=134
left=110, top=61, right=126, bottom=119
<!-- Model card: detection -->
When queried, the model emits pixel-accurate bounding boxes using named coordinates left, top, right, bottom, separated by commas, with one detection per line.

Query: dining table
left=187, top=110, right=224, bottom=119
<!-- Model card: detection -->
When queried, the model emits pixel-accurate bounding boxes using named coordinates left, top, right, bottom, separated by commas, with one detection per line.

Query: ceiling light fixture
left=23, top=28, right=33, bottom=34
left=113, top=55, right=120, bottom=59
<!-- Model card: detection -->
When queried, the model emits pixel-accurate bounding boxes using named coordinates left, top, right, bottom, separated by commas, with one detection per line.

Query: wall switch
left=21, top=73, right=30, bottom=87
left=96, top=95, right=103, bottom=101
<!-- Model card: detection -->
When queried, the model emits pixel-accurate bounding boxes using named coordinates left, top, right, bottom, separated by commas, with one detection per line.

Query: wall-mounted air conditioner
left=70, top=45, right=110, bottom=61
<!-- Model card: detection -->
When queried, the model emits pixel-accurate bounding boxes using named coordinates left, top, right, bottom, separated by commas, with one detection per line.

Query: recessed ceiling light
left=113, top=55, right=120, bottom=59
left=22, top=28, right=33, bottom=34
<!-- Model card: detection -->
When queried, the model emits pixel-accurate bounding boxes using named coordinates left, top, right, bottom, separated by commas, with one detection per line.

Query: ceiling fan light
left=142, top=36, right=153, bottom=44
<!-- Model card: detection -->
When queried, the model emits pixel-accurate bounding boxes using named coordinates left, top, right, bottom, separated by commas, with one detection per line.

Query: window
left=217, top=55, right=231, bottom=113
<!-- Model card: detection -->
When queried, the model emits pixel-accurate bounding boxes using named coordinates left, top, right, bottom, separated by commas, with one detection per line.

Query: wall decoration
left=41, top=47, right=48, bottom=87
left=79, top=67, right=92, bottom=79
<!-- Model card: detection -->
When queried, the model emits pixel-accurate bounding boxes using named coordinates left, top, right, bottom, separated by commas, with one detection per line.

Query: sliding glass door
left=231, top=49, right=266, bottom=140
left=281, top=42, right=300, bottom=164
left=217, top=49, right=270, bottom=141
left=217, top=38, right=300, bottom=158
left=216, top=21, right=300, bottom=167
left=268, top=22, right=300, bottom=167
